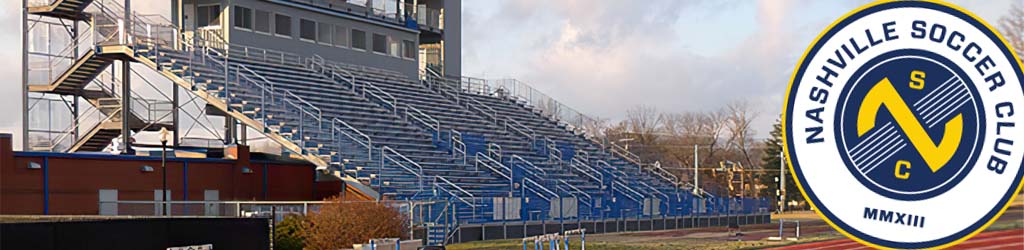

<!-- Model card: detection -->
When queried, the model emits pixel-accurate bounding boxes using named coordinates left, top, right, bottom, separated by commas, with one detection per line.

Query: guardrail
left=558, top=180, right=592, bottom=205
left=510, top=155, right=546, bottom=176
left=543, top=137, right=563, bottom=162
left=450, top=129, right=467, bottom=164
left=486, top=143, right=502, bottom=160
left=226, top=43, right=304, bottom=66
left=475, top=152, right=513, bottom=196
left=333, top=118, right=372, bottom=161
left=570, top=158, right=603, bottom=185
left=639, top=181, right=669, bottom=201
left=381, top=146, right=425, bottom=192
left=613, top=181, right=644, bottom=203
left=434, top=176, right=475, bottom=208
left=406, top=105, right=440, bottom=138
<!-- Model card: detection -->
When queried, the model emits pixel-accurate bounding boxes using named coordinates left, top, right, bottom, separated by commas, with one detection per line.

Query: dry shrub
left=302, top=196, right=408, bottom=249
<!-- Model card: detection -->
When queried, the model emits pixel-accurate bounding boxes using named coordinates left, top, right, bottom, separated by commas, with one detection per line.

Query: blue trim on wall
left=183, top=162, right=189, bottom=201
left=262, top=163, right=269, bottom=200
left=14, top=151, right=233, bottom=163
left=14, top=151, right=317, bottom=168
left=42, top=157, right=49, bottom=215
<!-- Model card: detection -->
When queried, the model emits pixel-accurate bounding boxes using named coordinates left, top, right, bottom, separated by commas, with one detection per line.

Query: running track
left=766, top=229, right=1024, bottom=250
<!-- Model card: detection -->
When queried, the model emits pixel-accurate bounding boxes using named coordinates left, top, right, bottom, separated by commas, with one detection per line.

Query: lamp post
left=159, top=127, right=169, bottom=216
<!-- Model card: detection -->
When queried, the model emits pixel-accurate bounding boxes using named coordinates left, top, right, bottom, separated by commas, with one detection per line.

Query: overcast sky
left=0, top=0, right=1018, bottom=149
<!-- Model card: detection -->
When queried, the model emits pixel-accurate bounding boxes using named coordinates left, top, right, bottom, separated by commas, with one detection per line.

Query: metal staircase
left=26, top=0, right=380, bottom=199
left=27, top=0, right=95, bottom=21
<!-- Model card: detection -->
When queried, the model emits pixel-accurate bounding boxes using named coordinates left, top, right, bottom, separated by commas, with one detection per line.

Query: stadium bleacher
left=32, top=1, right=770, bottom=244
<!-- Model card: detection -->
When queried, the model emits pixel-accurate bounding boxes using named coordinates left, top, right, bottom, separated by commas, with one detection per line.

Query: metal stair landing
left=28, top=50, right=115, bottom=95
left=26, top=0, right=95, bottom=21
left=71, top=117, right=122, bottom=152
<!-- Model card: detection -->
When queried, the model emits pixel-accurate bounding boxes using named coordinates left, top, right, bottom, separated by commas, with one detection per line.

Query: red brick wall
left=0, top=134, right=378, bottom=214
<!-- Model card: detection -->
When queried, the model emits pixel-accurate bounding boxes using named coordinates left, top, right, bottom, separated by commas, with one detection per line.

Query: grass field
left=447, top=195, right=1024, bottom=250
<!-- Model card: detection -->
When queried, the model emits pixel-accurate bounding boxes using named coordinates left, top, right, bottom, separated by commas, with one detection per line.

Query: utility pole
left=693, top=145, right=699, bottom=196
left=779, top=150, right=786, bottom=213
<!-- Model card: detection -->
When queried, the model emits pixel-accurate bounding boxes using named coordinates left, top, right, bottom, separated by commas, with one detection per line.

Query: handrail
left=381, top=146, right=424, bottom=177
left=613, top=181, right=644, bottom=203
left=639, top=181, right=668, bottom=201
left=479, top=78, right=602, bottom=138
left=449, top=129, right=466, bottom=164
left=570, top=158, right=602, bottom=185
left=594, top=160, right=616, bottom=180
left=406, top=105, right=440, bottom=137
left=333, top=118, right=372, bottom=160
left=434, top=176, right=474, bottom=205
left=464, top=96, right=497, bottom=122
left=559, top=179, right=592, bottom=203
left=649, top=162, right=680, bottom=186
left=505, top=117, right=536, bottom=142
left=433, top=183, right=473, bottom=209
left=226, top=43, right=304, bottom=66
left=37, top=105, right=110, bottom=152
left=475, top=152, right=510, bottom=180
left=364, top=83, right=398, bottom=112
left=486, top=143, right=502, bottom=160
left=523, top=178, right=557, bottom=202
left=235, top=64, right=323, bottom=127
left=576, top=150, right=591, bottom=163
left=381, top=146, right=425, bottom=193
left=311, top=55, right=359, bottom=93
left=544, top=137, right=563, bottom=162
left=510, top=155, right=546, bottom=175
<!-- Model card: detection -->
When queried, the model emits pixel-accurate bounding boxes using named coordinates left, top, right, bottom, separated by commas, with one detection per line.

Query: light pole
left=159, top=127, right=169, bottom=216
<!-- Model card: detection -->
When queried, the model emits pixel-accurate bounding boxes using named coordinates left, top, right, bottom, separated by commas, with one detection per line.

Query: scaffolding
left=22, top=0, right=231, bottom=155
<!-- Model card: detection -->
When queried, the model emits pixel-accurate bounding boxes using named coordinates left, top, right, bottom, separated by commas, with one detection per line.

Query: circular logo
left=783, top=1, right=1024, bottom=249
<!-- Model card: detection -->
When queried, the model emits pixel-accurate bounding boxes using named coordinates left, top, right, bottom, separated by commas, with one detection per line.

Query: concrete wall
left=0, top=134, right=360, bottom=215
left=217, top=0, right=420, bottom=77
left=442, top=0, right=460, bottom=77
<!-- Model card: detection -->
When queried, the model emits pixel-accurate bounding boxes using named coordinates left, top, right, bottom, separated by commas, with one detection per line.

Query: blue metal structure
left=23, top=0, right=771, bottom=246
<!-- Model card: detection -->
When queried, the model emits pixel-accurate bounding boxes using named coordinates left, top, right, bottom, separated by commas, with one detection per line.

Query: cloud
left=462, top=0, right=1014, bottom=138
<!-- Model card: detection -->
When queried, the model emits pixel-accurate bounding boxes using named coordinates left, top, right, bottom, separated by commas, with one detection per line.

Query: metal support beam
left=225, top=117, right=235, bottom=145
left=121, top=0, right=133, bottom=155
left=71, top=22, right=80, bottom=144
left=21, top=0, right=29, bottom=151
left=173, top=84, right=180, bottom=147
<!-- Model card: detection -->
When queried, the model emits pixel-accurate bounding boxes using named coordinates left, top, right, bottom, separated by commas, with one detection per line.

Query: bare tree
left=726, top=101, right=759, bottom=168
left=999, top=4, right=1024, bottom=54
left=624, top=105, right=664, bottom=157
left=700, top=109, right=729, bottom=165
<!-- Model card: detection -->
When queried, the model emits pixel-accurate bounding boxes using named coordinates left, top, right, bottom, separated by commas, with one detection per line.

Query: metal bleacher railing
left=25, top=0, right=774, bottom=246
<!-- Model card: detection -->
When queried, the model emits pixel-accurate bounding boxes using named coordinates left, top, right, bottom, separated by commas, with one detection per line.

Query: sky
left=0, top=0, right=1019, bottom=149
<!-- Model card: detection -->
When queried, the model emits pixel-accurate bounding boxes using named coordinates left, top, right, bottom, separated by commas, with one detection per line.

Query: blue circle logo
left=782, top=1, right=1024, bottom=249
left=835, top=49, right=985, bottom=201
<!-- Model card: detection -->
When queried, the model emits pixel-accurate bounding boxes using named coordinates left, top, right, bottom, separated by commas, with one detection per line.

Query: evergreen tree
left=758, top=118, right=804, bottom=211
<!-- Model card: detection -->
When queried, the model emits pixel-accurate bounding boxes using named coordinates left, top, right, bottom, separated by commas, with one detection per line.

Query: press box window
left=318, top=23, right=332, bottom=44
left=372, top=33, right=387, bottom=54
left=402, top=40, right=415, bottom=59
left=388, top=37, right=400, bottom=57
left=299, top=19, right=316, bottom=41
left=197, top=5, right=222, bottom=27
left=351, top=29, right=367, bottom=50
left=254, top=10, right=270, bottom=33
left=233, top=6, right=252, bottom=30
left=274, top=14, right=292, bottom=37
left=333, top=25, right=348, bottom=47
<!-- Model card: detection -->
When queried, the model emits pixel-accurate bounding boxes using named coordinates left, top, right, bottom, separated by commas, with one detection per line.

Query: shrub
left=302, top=196, right=408, bottom=250
left=274, top=214, right=307, bottom=250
